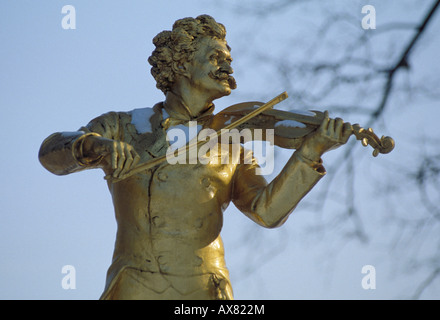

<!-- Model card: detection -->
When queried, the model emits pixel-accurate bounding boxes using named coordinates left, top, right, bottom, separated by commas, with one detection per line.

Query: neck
left=164, top=85, right=214, bottom=120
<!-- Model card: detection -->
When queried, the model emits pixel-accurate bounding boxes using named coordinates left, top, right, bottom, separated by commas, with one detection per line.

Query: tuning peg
left=362, top=138, right=368, bottom=147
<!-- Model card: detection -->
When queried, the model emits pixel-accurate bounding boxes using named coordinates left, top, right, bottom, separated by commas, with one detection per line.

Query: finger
left=342, top=122, right=353, bottom=143
left=334, top=117, right=343, bottom=139
left=111, top=142, right=118, bottom=171
left=131, top=149, right=141, bottom=167
left=114, top=147, right=139, bottom=181
left=327, top=118, right=335, bottom=137
left=120, top=146, right=134, bottom=176
left=319, top=111, right=330, bottom=133
left=113, top=142, right=125, bottom=178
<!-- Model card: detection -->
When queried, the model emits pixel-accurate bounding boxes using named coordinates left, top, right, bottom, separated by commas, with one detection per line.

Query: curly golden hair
left=148, top=15, right=228, bottom=94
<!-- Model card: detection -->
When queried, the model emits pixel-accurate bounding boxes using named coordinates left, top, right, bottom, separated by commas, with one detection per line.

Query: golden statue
left=39, top=15, right=393, bottom=300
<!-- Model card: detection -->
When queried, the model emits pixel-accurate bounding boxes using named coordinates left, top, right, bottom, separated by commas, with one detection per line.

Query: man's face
left=184, top=37, right=236, bottom=100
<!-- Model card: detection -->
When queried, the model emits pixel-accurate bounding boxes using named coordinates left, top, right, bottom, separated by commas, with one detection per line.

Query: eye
left=209, top=54, right=219, bottom=63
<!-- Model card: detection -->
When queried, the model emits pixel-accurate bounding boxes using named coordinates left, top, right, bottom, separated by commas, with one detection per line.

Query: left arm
left=231, top=149, right=325, bottom=228
left=231, top=112, right=352, bottom=228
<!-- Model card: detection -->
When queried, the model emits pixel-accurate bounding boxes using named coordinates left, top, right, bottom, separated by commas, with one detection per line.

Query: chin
left=216, top=86, right=233, bottom=100
left=221, top=79, right=237, bottom=96
left=223, top=87, right=232, bottom=96
left=208, top=85, right=231, bottom=100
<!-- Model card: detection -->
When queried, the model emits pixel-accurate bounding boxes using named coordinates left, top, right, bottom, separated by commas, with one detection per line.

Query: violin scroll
left=352, top=124, right=395, bottom=157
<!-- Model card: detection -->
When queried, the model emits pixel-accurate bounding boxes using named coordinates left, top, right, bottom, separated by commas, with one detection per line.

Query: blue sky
left=1, top=0, right=439, bottom=299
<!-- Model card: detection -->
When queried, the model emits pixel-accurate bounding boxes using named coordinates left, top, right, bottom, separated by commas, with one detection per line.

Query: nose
left=222, top=62, right=233, bottom=75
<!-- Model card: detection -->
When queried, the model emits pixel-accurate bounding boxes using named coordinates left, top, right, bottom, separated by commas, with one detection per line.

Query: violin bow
left=106, top=91, right=289, bottom=183
left=106, top=91, right=394, bottom=183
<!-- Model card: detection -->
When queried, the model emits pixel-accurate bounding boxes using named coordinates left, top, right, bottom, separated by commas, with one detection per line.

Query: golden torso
left=39, top=100, right=326, bottom=300
left=94, top=104, right=240, bottom=299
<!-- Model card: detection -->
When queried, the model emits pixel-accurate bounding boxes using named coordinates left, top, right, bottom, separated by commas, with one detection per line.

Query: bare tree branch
left=413, top=267, right=440, bottom=299
left=225, top=0, right=440, bottom=298
left=316, top=0, right=440, bottom=216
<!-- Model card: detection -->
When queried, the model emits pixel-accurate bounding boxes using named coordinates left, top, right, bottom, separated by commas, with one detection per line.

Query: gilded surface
left=39, top=15, right=354, bottom=299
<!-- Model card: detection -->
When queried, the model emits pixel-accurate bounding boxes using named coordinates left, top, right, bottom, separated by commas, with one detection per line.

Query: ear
left=172, top=61, right=191, bottom=78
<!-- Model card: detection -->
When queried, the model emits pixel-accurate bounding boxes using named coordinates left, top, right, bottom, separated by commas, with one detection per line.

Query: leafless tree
left=219, top=0, right=440, bottom=298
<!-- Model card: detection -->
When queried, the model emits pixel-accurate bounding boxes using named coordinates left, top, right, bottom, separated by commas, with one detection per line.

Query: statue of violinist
left=38, top=15, right=393, bottom=300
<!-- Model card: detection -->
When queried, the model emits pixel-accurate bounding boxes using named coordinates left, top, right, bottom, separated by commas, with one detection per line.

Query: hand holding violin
left=297, top=111, right=353, bottom=162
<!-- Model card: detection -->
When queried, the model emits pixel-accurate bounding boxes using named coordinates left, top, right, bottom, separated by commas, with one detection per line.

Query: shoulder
left=85, top=103, right=162, bottom=136
left=128, top=106, right=157, bottom=134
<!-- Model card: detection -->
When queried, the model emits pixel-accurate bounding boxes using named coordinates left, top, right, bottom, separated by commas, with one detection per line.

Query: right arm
left=38, top=112, right=140, bottom=178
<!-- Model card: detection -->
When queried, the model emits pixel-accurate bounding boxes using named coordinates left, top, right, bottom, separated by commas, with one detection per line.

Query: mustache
left=209, top=70, right=237, bottom=90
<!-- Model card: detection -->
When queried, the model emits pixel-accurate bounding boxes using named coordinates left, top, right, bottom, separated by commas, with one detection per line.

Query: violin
left=107, top=92, right=394, bottom=182
left=210, top=92, right=395, bottom=157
